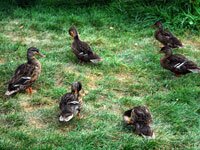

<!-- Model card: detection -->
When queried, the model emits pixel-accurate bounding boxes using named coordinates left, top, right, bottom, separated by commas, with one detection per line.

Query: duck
left=153, top=21, right=183, bottom=48
left=69, top=26, right=102, bottom=63
left=160, top=46, right=200, bottom=76
left=5, top=47, right=45, bottom=96
left=59, top=82, right=83, bottom=122
left=123, top=106, right=154, bottom=138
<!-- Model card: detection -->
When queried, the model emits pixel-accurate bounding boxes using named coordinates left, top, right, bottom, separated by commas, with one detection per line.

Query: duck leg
left=77, top=110, right=83, bottom=119
left=26, top=87, right=33, bottom=94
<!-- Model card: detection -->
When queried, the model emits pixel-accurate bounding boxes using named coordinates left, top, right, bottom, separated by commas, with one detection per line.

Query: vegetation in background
left=0, top=1, right=200, bottom=149
left=111, top=0, right=200, bottom=31
left=5, top=0, right=200, bottom=31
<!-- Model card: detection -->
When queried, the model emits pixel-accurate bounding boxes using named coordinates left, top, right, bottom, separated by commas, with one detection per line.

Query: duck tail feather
left=188, top=68, right=200, bottom=73
left=90, top=58, right=102, bottom=64
left=5, top=90, right=17, bottom=96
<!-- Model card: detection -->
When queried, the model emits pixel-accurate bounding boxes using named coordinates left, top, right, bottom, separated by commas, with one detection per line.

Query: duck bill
left=75, top=90, right=78, bottom=94
left=37, top=52, right=46, bottom=57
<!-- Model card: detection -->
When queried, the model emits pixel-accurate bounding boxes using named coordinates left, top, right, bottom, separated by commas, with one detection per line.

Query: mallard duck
left=69, top=26, right=102, bottom=63
left=5, top=47, right=45, bottom=96
left=123, top=106, right=154, bottom=138
left=59, top=82, right=83, bottom=122
left=153, top=21, right=183, bottom=48
left=160, top=46, right=200, bottom=76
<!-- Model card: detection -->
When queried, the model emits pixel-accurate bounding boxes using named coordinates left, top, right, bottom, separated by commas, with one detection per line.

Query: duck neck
left=75, top=92, right=80, bottom=99
left=164, top=51, right=172, bottom=58
left=27, top=56, right=40, bottom=66
left=158, top=26, right=163, bottom=32
left=74, top=35, right=80, bottom=41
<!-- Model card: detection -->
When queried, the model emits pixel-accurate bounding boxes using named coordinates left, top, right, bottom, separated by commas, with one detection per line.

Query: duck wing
left=167, top=54, right=199, bottom=73
left=72, top=40, right=93, bottom=55
left=133, top=106, right=152, bottom=124
left=72, top=40, right=101, bottom=63
left=59, top=93, right=80, bottom=122
left=162, top=29, right=183, bottom=48
left=155, top=29, right=170, bottom=45
left=5, top=63, right=37, bottom=96
left=59, top=93, right=77, bottom=109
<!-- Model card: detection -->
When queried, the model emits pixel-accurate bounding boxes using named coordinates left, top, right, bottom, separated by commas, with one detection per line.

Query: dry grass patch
left=20, top=101, right=34, bottom=112
left=20, top=97, right=55, bottom=112
left=85, top=73, right=103, bottom=89
left=4, top=32, right=52, bottom=46
left=0, top=58, right=5, bottom=64
left=183, top=40, right=200, bottom=49
left=113, top=72, right=134, bottom=98
left=115, top=72, right=132, bottom=82
left=28, top=117, right=46, bottom=129
left=3, top=20, right=53, bottom=46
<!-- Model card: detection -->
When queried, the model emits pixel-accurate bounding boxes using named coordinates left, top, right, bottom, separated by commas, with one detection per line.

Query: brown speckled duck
left=153, top=21, right=183, bottom=48
left=5, top=47, right=45, bottom=96
left=123, top=106, right=154, bottom=138
left=160, top=46, right=200, bottom=76
left=59, top=82, right=83, bottom=122
left=69, top=26, right=102, bottom=63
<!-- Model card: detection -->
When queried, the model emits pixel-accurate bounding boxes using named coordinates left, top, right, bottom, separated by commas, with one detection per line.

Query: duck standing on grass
left=152, top=21, right=183, bottom=48
left=123, top=106, right=155, bottom=138
left=59, top=82, right=83, bottom=122
left=160, top=46, right=200, bottom=76
left=5, top=47, right=45, bottom=96
left=69, top=26, right=102, bottom=63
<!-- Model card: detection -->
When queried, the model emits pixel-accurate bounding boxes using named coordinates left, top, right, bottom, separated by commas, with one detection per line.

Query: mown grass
left=0, top=3, right=200, bottom=150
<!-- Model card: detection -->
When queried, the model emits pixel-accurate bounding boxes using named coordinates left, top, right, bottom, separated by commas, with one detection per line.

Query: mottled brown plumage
left=123, top=106, right=154, bottom=138
left=153, top=21, right=183, bottom=48
left=59, top=82, right=83, bottom=122
left=5, top=47, right=45, bottom=96
left=69, top=26, right=102, bottom=63
left=160, top=46, right=200, bottom=76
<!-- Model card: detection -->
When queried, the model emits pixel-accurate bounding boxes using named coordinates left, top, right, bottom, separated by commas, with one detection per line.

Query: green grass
left=0, top=3, right=200, bottom=150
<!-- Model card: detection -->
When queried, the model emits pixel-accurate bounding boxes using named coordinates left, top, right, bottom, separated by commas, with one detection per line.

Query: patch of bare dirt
left=0, top=58, right=5, bottom=64
left=20, top=99, right=55, bottom=113
left=113, top=73, right=133, bottom=98
left=20, top=101, right=34, bottom=112
left=115, top=73, right=132, bottom=82
left=85, top=73, right=103, bottom=90
left=29, top=117, right=46, bottom=129
left=183, top=40, right=200, bottom=49
left=3, top=20, right=53, bottom=46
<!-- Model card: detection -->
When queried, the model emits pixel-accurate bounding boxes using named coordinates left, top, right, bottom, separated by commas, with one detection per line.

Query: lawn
left=0, top=2, right=200, bottom=150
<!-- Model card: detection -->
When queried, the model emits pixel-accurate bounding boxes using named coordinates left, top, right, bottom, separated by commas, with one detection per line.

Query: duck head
left=152, top=21, right=163, bottom=29
left=71, top=81, right=82, bottom=94
left=131, top=106, right=152, bottom=124
left=69, top=26, right=79, bottom=39
left=159, top=46, right=172, bottom=56
left=27, top=47, right=45, bottom=62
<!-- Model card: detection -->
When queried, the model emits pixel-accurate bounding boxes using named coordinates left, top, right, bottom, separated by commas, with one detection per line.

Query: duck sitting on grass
left=160, top=46, right=200, bottom=76
left=5, top=47, right=45, bottom=96
left=59, top=82, right=83, bottom=122
left=152, top=21, right=183, bottom=48
left=123, top=106, right=155, bottom=138
left=69, top=26, right=102, bottom=64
